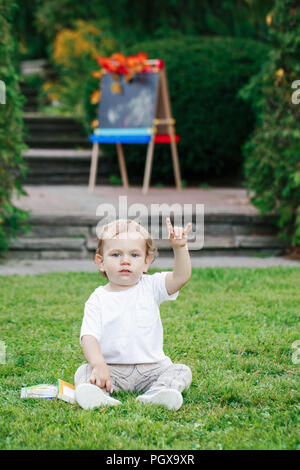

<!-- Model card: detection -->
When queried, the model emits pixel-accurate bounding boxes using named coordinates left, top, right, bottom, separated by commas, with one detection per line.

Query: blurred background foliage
left=44, top=19, right=117, bottom=117
left=238, top=0, right=300, bottom=246
left=0, top=1, right=29, bottom=253
left=12, top=0, right=273, bottom=181
left=5, top=0, right=300, bottom=248
left=15, top=0, right=274, bottom=60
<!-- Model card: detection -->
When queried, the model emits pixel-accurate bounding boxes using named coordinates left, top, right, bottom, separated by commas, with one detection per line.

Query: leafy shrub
left=239, top=0, right=300, bottom=247
left=33, top=0, right=274, bottom=47
left=46, top=19, right=117, bottom=118
left=21, top=73, right=44, bottom=90
left=0, top=1, right=29, bottom=254
left=14, top=0, right=48, bottom=59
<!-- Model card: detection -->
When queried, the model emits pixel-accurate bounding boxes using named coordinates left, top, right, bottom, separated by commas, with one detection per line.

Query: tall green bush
left=14, top=0, right=47, bottom=60
left=0, top=1, right=29, bottom=254
left=33, top=0, right=274, bottom=48
left=84, top=37, right=268, bottom=183
left=239, top=0, right=300, bottom=247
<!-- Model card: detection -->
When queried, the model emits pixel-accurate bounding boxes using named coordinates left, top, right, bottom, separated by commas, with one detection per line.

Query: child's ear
left=95, top=254, right=104, bottom=271
left=143, top=254, right=152, bottom=274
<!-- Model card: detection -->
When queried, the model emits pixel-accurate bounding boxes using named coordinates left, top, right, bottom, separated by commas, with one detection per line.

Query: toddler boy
left=74, top=217, right=192, bottom=410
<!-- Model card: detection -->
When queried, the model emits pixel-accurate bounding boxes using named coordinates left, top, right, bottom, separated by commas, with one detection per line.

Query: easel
left=88, top=59, right=182, bottom=194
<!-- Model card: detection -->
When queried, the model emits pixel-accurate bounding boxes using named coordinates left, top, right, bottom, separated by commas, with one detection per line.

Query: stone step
left=24, top=105, right=39, bottom=112
left=23, top=98, right=39, bottom=108
left=86, top=235, right=287, bottom=252
left=22, top=148, right=116, bottom=184
left=6, top=236, right=287, bottom=260
left=9, top=237, right=86, bottom=251
left=23, top=213, right=278, bottom=228
left=20, top=59, right=47, bottom=75
left=24, top=137, right=90, bottom=148
left=23, top=112, right=91, bottom=150
left=20, top=86, right=41, bottom=112
left=23, top=213, right=278, bottom=229
left=23, top=122, right=87, bottom=132
left=21, top=87, right=39, bottom=96
left=5, top=213, right=287, bottom=260
left=21, top=89, right=39, bottom=101
left=23, top=149, right=94, bottom=159
left=3, top=250, right=89, bottom=260
left=24, top=134, right=89, bottom=143
left=24, top=113, right=84, bottom=125
left=23, top=173, right=113, bottom=185
left=21, top=112, right=101, bottom=181
left=24, top=123, right=86, bottom=133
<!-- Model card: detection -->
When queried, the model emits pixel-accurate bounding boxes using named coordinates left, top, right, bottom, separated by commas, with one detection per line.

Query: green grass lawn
left=0, top=267, right=299, bottom=450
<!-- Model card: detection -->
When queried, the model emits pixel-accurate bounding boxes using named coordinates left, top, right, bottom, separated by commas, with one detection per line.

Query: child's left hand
left=166, top=217, right=192, bottom=248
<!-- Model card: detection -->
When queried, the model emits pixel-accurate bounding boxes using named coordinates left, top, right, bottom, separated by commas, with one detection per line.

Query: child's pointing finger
left=184, top=222, right=192, bottom=235
left=166, top=217, right=173, bottom=229
left=166, top=217, right=174, bottom=238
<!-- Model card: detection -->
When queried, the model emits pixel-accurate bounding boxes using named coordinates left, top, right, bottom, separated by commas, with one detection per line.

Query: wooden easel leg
left=116, top=142, right=129, bottom=189
left=142, top=138, right=155, bottom=195
left=88, top=142, right=99, bottom=193
left=169, top=135, right=182, bottom=191
left=159, top=69, right=182, bottom=191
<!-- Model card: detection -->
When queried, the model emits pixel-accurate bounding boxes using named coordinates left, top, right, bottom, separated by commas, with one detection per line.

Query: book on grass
left=20, top=384, right=58, bottom=399
left=57, top=379, right=76, bottom=404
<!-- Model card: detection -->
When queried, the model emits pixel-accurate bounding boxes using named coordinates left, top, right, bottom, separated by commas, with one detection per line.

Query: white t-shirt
left=80, top=271, right=179, bottom=364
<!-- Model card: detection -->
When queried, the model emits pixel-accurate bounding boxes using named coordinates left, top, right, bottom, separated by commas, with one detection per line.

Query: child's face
left=95, top=230, right=152, bottom=287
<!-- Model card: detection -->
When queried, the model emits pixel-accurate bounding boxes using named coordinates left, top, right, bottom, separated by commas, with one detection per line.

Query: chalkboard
left=98, top=73, right=159, bottom=129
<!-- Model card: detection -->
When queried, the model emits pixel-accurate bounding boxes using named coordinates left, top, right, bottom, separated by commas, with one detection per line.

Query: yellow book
left=57, top=379, right=76, bottom=404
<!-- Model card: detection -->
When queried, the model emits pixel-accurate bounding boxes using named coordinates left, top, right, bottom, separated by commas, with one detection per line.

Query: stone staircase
left=20, top=85, right=39, bottom=113
left=4, top=213, right=288, bottom=260
left=23, top=114, right=90, bottom=149
left=22, top=114, right=119, bottom=184
left=20, top=62, right=117, bottom=184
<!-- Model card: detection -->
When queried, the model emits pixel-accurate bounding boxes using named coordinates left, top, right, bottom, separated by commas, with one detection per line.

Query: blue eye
left=111, top=253, right=139, bottom=257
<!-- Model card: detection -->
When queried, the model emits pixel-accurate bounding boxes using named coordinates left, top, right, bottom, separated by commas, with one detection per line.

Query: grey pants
left=74, top=358, right=192, bottom=395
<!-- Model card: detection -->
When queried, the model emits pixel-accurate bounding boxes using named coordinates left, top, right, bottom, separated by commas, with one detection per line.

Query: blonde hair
left=95, top=219, right=158, bottom=278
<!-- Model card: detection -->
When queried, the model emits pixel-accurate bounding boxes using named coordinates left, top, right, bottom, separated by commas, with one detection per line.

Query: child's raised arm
left=165, top=217, right=192, bottom=296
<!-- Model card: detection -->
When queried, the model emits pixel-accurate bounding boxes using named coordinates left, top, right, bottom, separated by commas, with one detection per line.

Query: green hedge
left=239, top=0, right=300, bottom=248
left=86, top=36, right=269, bottom=184
left=0, top=1, right=29, bottom=254
left=29, top=0, right=274, bottom=50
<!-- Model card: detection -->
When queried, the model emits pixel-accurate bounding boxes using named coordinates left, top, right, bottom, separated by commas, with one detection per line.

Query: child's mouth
left=120, top=269, right=132, bottom=274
